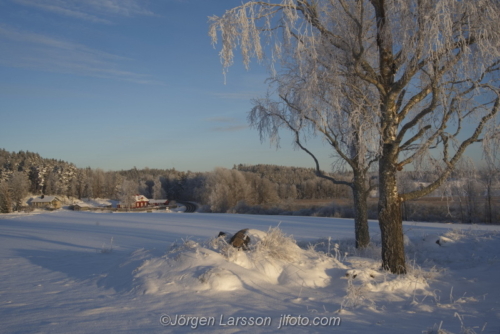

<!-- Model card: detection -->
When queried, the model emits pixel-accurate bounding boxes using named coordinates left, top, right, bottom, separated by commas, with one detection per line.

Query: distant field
left=290, top=196, right=500, bottom=223
left=294, top=196, right=500, bottom=205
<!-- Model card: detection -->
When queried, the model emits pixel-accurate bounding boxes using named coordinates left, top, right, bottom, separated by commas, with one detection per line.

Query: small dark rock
left=229, top=228, right=250, bottom=250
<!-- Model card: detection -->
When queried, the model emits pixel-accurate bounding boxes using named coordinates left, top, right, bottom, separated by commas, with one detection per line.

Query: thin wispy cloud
left=206, top=117, right=239, bottom=123
left=85, top=0, right=155, bottom=17
left=211, top=125, right=248, bottom=132
left=206, top=117, right=248, bottom=132
left=11, top=0, right=155, bottom=24
left=0, top=26, right=129, bottom=61
left=13, top=0, right=111, bottom=23
left=0, top=26, right=162, bottom=85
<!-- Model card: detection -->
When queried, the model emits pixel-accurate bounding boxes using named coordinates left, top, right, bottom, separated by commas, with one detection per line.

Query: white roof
left=134, top=195, right=149, bottom=202
left=149, top=199, right=168, bottom=204
left=32, top=196, right=60, bottom=203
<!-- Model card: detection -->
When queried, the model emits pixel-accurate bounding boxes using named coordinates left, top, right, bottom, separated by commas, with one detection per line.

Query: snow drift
left=134, top=227, right=346, bottom=294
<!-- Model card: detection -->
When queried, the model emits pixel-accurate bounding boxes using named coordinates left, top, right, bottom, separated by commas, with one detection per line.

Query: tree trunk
left=378, top=144, right=407, bottom=274
left=486, top=182, right=493, bottom=224
left=352, top=171, right=370, bottom=248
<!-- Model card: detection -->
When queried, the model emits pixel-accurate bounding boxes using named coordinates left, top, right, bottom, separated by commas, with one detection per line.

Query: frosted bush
left=422, top=322, right=453, bottom=334
left=251, top=226, right=301, bottom=262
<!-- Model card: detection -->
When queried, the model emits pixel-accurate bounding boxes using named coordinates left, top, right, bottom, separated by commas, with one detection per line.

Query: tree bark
left=486, top=184, right=492, bottom=224
left=371, top=0, right=407, bottom=274
left=353, top=171, right=370, bottom=248
left=378, top=143, right=406, bottom=274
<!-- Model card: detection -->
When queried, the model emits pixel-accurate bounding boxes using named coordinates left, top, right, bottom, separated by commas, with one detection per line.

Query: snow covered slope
left=0, top=210, right=499, bottom=333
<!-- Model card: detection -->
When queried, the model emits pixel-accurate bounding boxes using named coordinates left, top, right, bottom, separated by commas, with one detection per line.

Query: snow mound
left=344, top=257, right=430, bottom=295
left=133, top=227, right=346, bottom=295
left=410, top=228, right=500, bottom=270
left=420, top=233, right=455, bottom=248
left=338, top=229, right=500, bottom=313
left=198, top=267, right=242, bottom=291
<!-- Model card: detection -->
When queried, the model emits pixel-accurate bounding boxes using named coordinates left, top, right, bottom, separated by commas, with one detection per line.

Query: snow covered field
left=1, top=209, right=499, bottom=333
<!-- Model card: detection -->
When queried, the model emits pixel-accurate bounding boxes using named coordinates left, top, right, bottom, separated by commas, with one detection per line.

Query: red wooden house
left=117, top=195, right=150, bottom=209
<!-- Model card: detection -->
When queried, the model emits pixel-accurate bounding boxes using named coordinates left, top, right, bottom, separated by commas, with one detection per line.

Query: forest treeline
left=0, top=149, right=352, bottom=208
left=0, top=149, right=498, bottom=223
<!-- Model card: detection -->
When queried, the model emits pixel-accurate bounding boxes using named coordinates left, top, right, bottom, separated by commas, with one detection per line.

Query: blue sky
left=0, top=0, right=332, bottom=172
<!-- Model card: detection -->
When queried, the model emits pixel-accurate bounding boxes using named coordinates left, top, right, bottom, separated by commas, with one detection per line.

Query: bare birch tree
left=248, top=59, right=379, bottom=248
left=9, top=171, right=29, bottom=211
left=480, top=136, right=500, bottom=224
left=153, top=176, right=166, bottom=200
left=210, top=0, right=500, bottom=273
left=118, top=180, right=138, bottom=209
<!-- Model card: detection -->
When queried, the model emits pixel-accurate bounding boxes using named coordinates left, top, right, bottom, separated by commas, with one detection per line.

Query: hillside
left=0, top=149, right=77, bottom=194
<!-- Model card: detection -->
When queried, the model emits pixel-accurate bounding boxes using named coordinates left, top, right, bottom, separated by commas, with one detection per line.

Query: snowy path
left=1, top=210, right=499, bottom=333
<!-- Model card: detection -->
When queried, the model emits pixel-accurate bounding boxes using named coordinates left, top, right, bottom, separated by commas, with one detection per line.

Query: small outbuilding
left=149, top=199, right=170, bottom=207
left=70, top=204, right=90, bottom=211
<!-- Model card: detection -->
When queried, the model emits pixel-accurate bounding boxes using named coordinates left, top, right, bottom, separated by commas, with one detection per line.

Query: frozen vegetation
left=1, top=208, right=499, bottom=333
